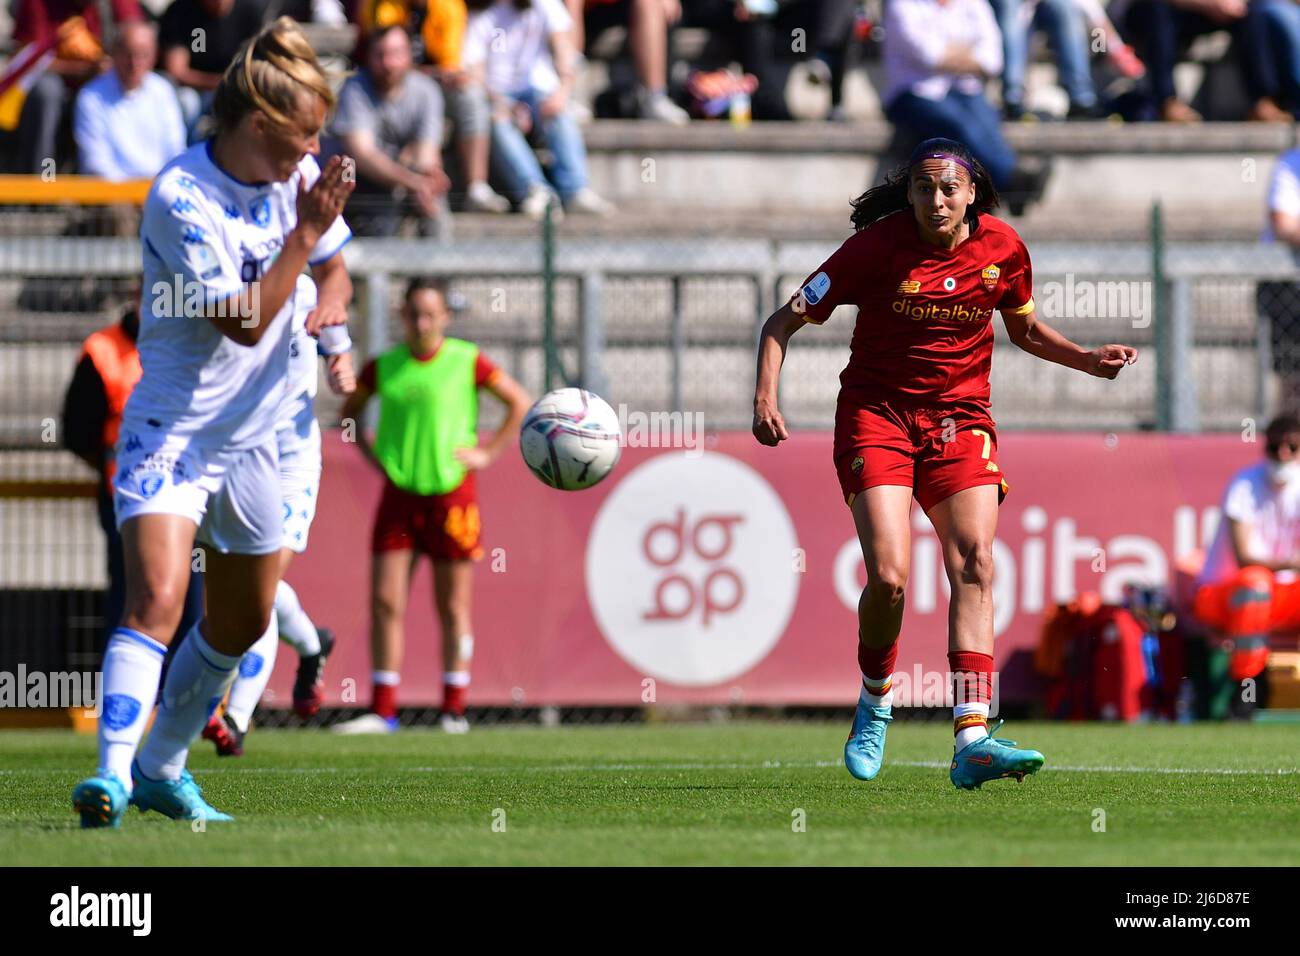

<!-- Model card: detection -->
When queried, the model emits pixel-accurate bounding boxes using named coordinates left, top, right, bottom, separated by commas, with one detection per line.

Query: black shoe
left=293, top=628, right=335, bottom=719
left=1067, top=101, right=1111, bottom=121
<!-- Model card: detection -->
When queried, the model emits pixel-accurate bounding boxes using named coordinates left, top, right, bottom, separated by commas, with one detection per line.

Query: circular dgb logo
left=585, top=452, right=800, bottom=687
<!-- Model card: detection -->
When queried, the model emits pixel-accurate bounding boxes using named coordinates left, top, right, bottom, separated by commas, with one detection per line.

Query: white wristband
left=317, top=323, right=353, bottom=356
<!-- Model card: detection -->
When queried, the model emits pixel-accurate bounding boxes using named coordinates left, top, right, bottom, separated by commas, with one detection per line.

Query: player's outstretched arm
left=753, top=301, right=806, bottom=446
left=1001, top=306, right=1138, bottom=379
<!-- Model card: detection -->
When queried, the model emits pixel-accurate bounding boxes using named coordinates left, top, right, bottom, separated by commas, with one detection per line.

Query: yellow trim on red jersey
left=1000, top=297, right=1035, bottom=318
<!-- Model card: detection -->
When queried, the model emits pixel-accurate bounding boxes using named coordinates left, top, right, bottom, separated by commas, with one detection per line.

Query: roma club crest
left=981, top=264, right=1001, bottom=290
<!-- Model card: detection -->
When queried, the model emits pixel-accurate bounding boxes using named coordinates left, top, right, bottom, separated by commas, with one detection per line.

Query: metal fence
left=0, top=221, right=1292, bottom=449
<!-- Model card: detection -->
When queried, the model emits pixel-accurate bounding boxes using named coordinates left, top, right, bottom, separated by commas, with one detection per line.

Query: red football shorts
left=832, top=396, right=1010, bottom=513
left=371, top=472, right=483, bottom=561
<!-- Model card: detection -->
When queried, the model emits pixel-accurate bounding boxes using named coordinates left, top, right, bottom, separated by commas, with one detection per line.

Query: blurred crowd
left=2, top=0, right=1300, bottom=226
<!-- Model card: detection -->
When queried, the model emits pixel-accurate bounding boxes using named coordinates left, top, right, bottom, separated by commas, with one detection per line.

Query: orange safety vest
left=81, top=322, right=142, bottom=492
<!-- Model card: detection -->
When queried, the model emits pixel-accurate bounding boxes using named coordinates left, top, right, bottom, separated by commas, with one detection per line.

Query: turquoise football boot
left=949, top=720, right=1045, bottom=790
left=844, top=695, right=893, bottom=780
left=129, top=761, right=233, bottom=822
left=72, top=772, right=129, bottom=829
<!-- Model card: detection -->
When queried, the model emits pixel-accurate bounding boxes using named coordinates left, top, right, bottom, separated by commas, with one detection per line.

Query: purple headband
left=910, top=151, right=973, bottom=175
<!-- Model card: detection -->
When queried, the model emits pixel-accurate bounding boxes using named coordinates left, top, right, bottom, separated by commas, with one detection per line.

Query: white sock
left=954, top=701, right=991, bottom=752
left=374, top=670, right=400, bottom=686
left=136, top=623, right=240, bottom=782
left=97, top=627, right=168, bottom=792
left=860, top=672, right=893, bottom=709
left=274, top=580, right=320, bottom=656
left=443, top=670, right=471, bottom=687
left=223, top=616, right=279, bottom=734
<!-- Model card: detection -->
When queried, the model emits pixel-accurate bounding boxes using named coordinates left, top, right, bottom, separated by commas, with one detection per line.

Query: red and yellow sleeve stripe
left=1000, top=297, right=1035, bottom=318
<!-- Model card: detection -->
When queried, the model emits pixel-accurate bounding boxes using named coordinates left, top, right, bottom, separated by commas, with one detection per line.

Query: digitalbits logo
left=585, top=453, right=800, bottom=686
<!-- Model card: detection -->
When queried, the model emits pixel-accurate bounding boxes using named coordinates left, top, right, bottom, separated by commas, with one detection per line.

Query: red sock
left=372, top=683, right=398, bottom=720
left=443, top=683, right=468, bottom=717
left=948, top=650, right=993, bottom=735
left=857, top=639, right=899, bottom=690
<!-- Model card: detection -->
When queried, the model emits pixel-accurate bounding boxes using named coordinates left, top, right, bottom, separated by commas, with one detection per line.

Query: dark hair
left=465, top=0, right=530, bottom=10
left=365, top=22, right=412, bottom=59
left=849, top=138, right=999, bottom=232
left=1265, top=413, right=1300, bottom=453
left=403, top=276, right=449, bottom=306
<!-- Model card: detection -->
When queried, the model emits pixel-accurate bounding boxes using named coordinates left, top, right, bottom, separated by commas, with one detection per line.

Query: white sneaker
left=565, top=187, right=615, bottom=217
left=439, top=713, right=470, bottom=734
left=520, top=184, right=562, bottom=221
left=805, top=58, right=832, bottom=87
left=464, top=181, right=510, bottom=213
left=330, top=712, right=398, bottom=735
left=638, top=91, right=689, bottom=125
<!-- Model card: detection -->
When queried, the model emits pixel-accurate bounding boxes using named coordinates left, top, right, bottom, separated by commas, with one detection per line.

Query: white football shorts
left=113, top=429, right=282, bottom=555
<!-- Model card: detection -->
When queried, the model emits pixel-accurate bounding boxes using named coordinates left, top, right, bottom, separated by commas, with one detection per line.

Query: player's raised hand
left=296, top=154, right=355, bottom=242
left=1086, top=344, right=1139, bottom=379
left=753, top=401, right=789, bottom=446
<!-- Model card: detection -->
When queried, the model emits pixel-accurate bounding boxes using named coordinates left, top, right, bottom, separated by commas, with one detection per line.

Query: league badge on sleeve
left=802, top=271, right=832, bottom=305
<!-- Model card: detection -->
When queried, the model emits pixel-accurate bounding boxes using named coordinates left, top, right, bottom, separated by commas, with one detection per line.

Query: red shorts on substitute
left=371, top=473, right=484, bottom=561
left=833, top=396, right=1009, bottom=513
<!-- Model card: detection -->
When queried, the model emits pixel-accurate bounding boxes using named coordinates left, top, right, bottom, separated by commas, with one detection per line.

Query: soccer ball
left=519, top=388, right=622, bottom=490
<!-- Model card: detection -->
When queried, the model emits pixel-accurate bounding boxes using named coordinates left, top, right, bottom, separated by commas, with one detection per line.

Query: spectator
left=332, top=24, right=453, bottom=235
left=1257, top=144, right=1300, bottom=408
left=1191, top=413, right=1300, bottom=692
left=882, top=0, right=1015, bottom=189
left=74, top=21, right=186, bottom=181
left=353, top=0, right=510, bottom=212
left=464, top=0, right=615, bottom=216
left=61, top=302, right=203, bottom=656
left=159, top=0, right=265, bottom=138
left=1120, top=0, right=1294, bottom=122
left=576, top=0, right=690, bottom=122
left=989, top=0, right=1104, bottom=119
left=1243, top=0, right=1300, bottom=119
left=423, top=0, right=515, bottom=211
left=805, top=0, right=861, bottom=121
left=680, top=0, right=804, bottom=121
left=11, top=0, right=144, bottom=174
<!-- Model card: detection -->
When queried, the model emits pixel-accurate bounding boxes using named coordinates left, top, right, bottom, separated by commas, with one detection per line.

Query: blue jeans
left=1246, top=0, right=1300, bottom=113
left=489, top=87, right=589, bottom=202
left=885, top=90, right=1017, bottom=190
left=990, top=0, right=1097, bottom=109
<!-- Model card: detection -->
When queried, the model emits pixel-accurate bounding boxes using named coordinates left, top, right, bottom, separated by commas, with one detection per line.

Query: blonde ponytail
left=212, top=17, right=335, bottom=132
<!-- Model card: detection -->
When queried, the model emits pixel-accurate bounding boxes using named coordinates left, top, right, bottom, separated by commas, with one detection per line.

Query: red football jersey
left=793, top=210, right=1035, bottom=412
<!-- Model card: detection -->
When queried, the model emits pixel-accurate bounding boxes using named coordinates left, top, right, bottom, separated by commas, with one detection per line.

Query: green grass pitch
left=1, top=721, right=1297, bottom=866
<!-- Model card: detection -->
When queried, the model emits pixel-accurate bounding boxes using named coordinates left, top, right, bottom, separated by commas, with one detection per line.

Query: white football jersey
left=1199, top=461, right=1300, bottom=586
left=126, top=141, right=351, bottom=451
